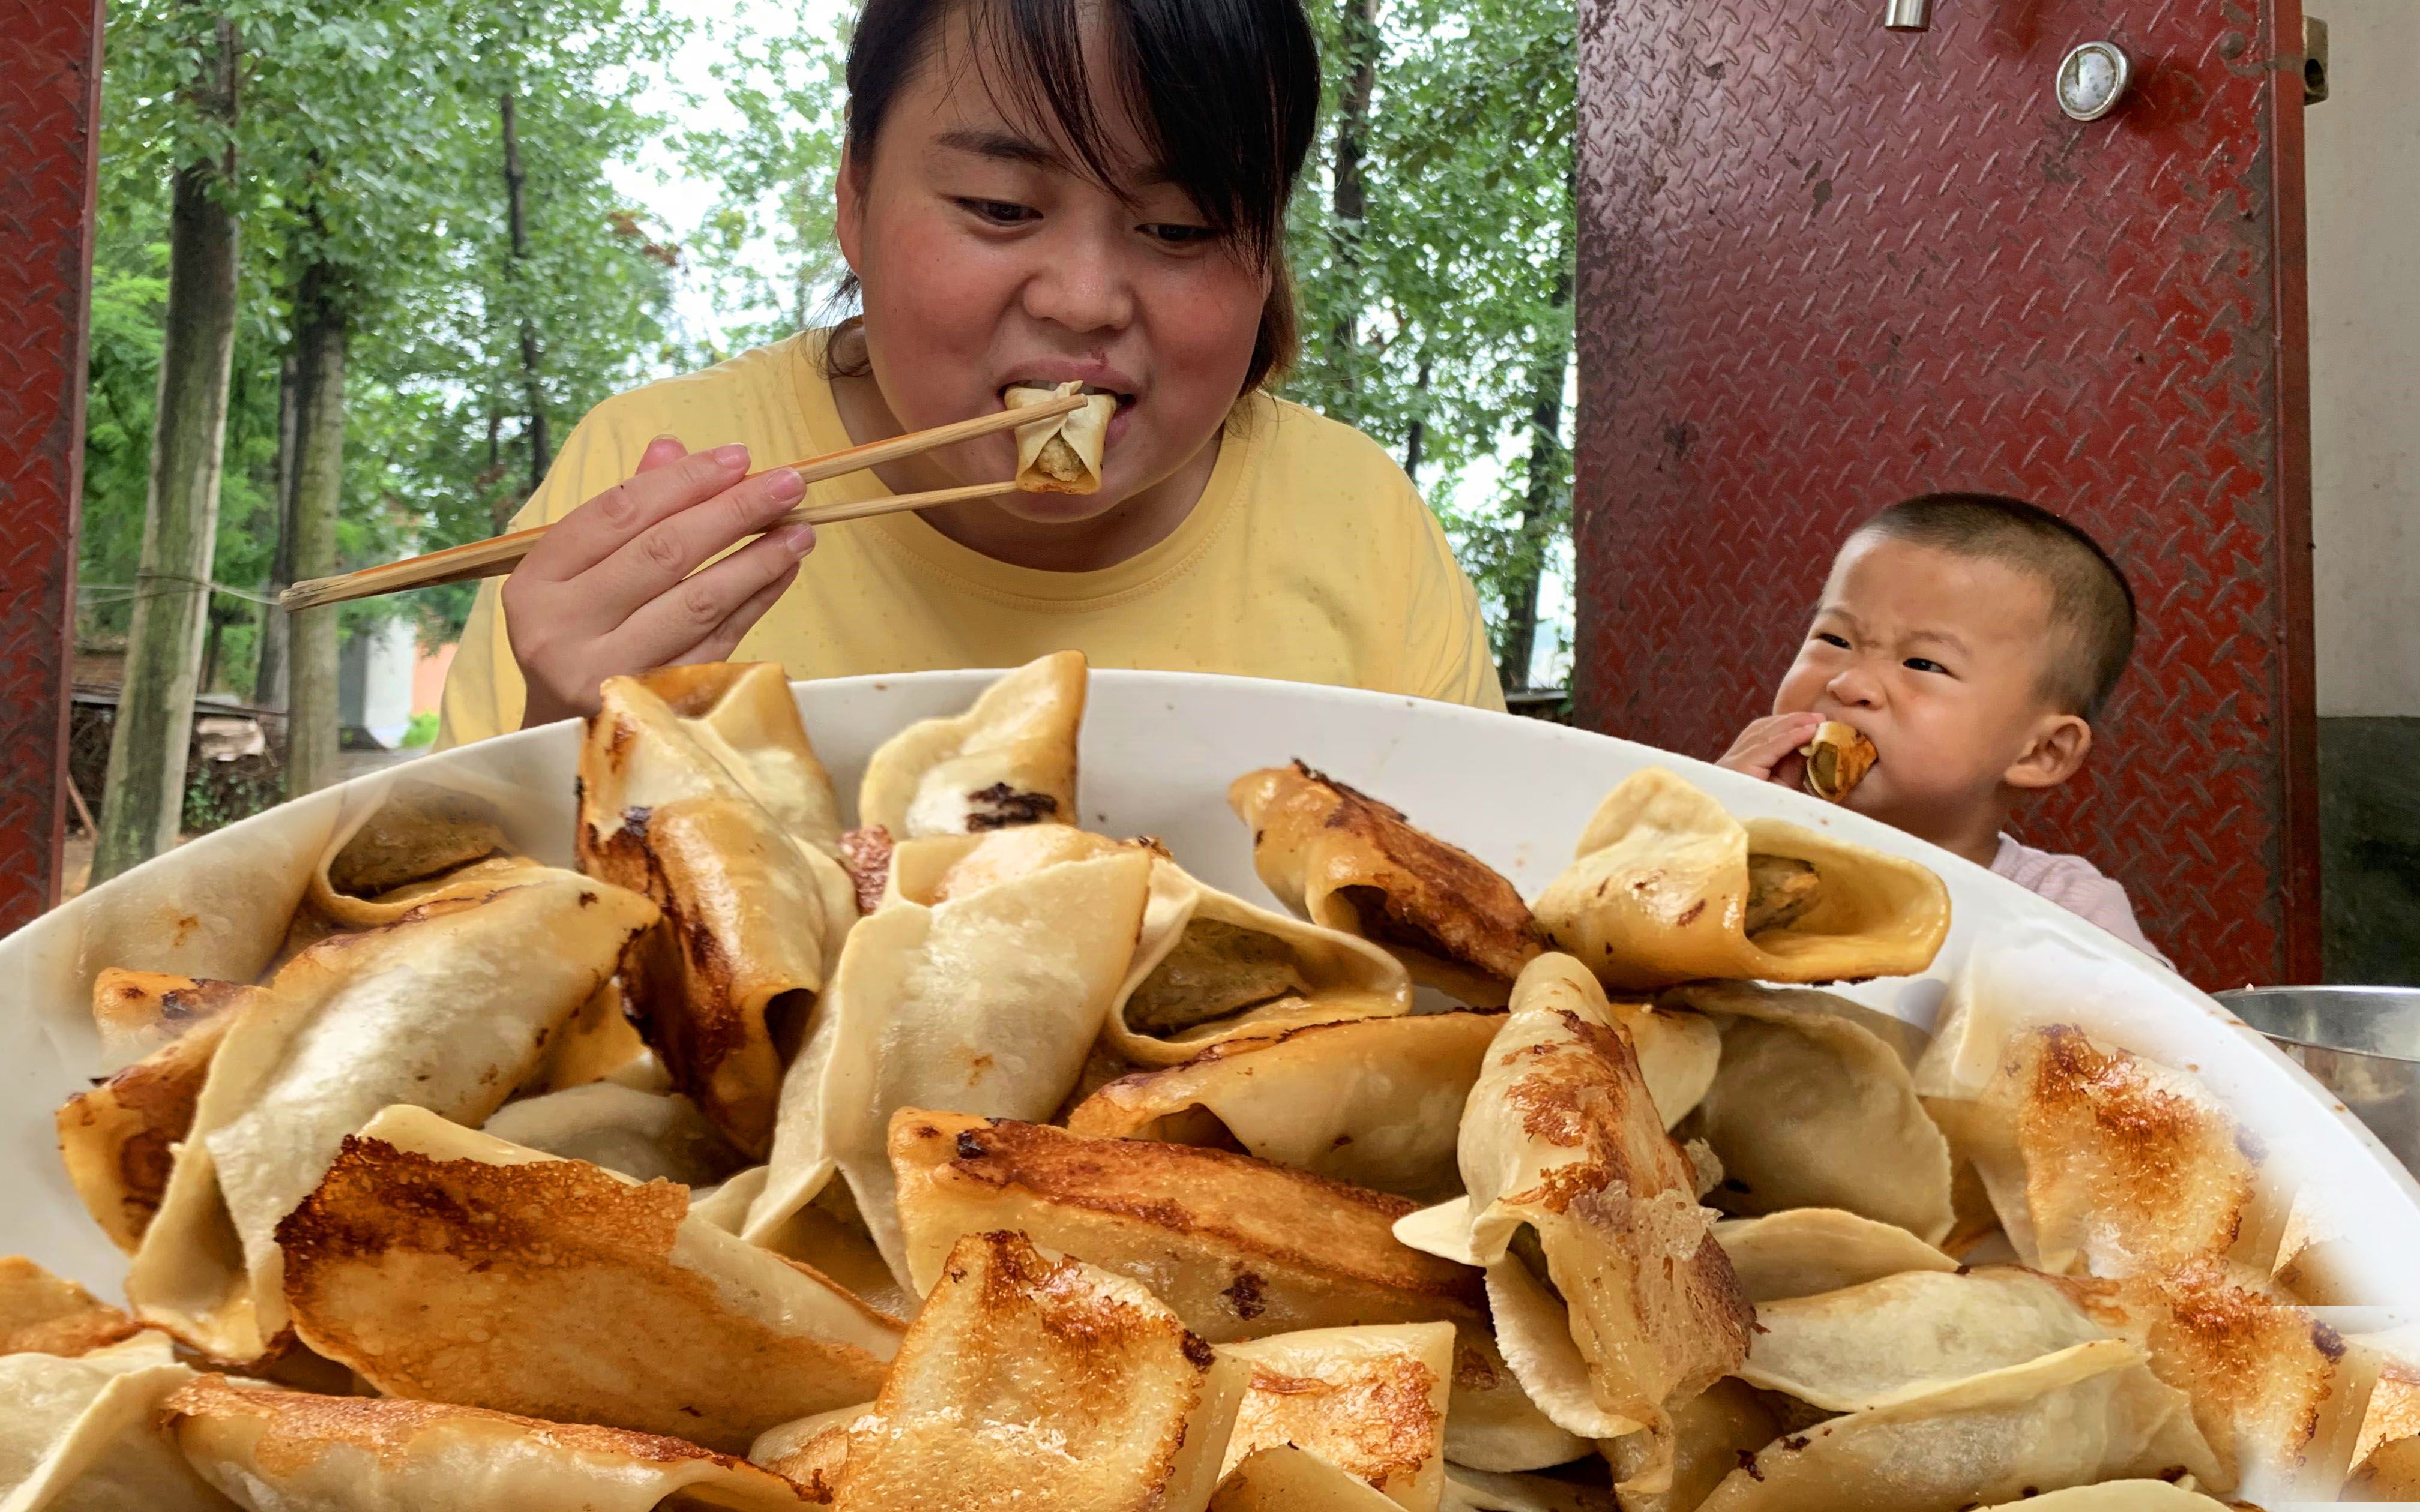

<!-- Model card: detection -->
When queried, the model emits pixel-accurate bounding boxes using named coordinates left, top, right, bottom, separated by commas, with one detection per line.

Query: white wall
left=337, top=618, right=418, bottom=749
left=2307, top=1, right=2420, bottom=717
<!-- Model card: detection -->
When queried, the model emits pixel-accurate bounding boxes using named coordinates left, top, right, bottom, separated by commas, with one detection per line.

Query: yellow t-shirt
left=437, top=332, right=1505, bottom=745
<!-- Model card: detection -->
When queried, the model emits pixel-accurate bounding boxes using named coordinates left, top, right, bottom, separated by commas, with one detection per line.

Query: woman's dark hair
left=824, top=0, right=1318, bottom=394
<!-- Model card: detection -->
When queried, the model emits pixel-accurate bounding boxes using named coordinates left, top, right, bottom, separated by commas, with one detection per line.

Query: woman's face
left=835, top=18, right=1271, bottom=523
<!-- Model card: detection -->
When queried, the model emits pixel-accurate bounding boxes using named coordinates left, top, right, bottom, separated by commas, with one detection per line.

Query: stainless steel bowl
left=2216, top=986, right=2420, bottom=1174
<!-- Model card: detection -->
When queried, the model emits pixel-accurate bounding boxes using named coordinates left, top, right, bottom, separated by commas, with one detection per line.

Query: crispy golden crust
left=579, top=665, right=853, bottom=1160
left=2113, top=1259, right=2361, bottom=1489
left=890, top=1113, right=1486, bottom=1343
left=88, top=968, right=254, bottom=1052
left=161, top=1372, right=817, bottom=1510
left=582, top=803, right=798, bottom=1157
left=837, top=1231, right=1237, bottom=1511
left=2014, top=1025, right=2254, bottom=1274
left=1230, top=763, right=1542, bottom=999
left=1455, top=958, right=1753, bottom=1479
left=0, top=1254, right=143, bottom=1355
left=164, top=1371, right=754, bottom=1468
left=278, top=1135, right=894, bottom=1453
left=1217, top=1325, right=1454, bottom=1502
left=59, top=979, right=263, bottom=1251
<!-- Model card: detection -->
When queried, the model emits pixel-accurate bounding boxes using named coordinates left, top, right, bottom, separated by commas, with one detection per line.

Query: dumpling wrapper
left=1212, top=1445, right=1406, bottom=1511
left=750, top=1402, right=873, bottom=1504
left=1532, top=769, right=1949, bottom=990
left=1662, top=982, right=1954, bottom=1243
left=1394, top=955, right=1751, bottom=1492
left=482, top=1081, right=745, bottom=1188
left=1914, top=1019, right=2257, bottom=1280
left=1978, top=1486, right=2239, bottom=1511
left=1006, top=380, right=1115, bottom=494
left=1107, top=856, right=1413, bottom=1067
left=1601, top=997, right=1721, bottom=1130
left=856, top=649, right=1085, bottom=839
left=304, top=780, right=514, bottom=930
left=2110, top=1261, right=2373, bottom=1496
left=1597, top=1378, right=1777, bottom=1512
left=124, top=868, right=660, bottom=1364
left=885, top=1111, right=1573, bottom=1472
left=1798, top=721, right=1876, bottom=805
left=1440, top=1463, right=1614, bottom=1511
left=1696, top=1338, right=2224, bottom=1511
left=743, top=844, right=1154, bottom=1281
left=890, top=1111, right=1485, bottom=1333
left=892, top=825, right=1412, bottom=1069
left=1064, top=1010, right=1508, bottom=1202
left=87, top=967, right=255, bottom=1072
left=58, top=976, right=270, bottom=1256
left=0, top=1339, right=231, bottom=1512
left=695, top=1167, right=912, bottom=1321
left=2344, top=1350, right=2420, bottom=1501
left=1740, top=1266, right=2116, bottom=1412
left=1229, top=763, right=1542, bottom=1005
left=579, top=662, right=858, bottom=1158
left=1217, top=1324, right=1456, bottom=1512
left=827, top=1230, right=1247, bottom=1511
left=0, top=1256, right=143, bottom=1358
left=1709, top=1208, right=1957, bottom=1303
left=277, top=1105, right=899, bottom=1454
left=161, top=1373, right=816, bottom=1511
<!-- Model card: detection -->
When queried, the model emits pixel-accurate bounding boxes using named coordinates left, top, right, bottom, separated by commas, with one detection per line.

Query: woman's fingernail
left=764, top=467, right=806, bottom=503
left=777, top=524, right=817, bottom=554
left=714, top=443, right=750, bottom=469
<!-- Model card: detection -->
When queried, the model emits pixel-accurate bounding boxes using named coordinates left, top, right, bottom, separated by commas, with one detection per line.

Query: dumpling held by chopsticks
left=1006, top=381, right=1115, bottom=494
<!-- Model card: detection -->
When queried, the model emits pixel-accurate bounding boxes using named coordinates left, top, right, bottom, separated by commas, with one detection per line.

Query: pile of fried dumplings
left=9, top=651, right=2418, bottom=1511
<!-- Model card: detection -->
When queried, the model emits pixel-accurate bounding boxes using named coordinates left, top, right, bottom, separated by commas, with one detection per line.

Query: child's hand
left=504, top=437, right=817, bottom=728
left=1718, top=712, right=1826, bottom=787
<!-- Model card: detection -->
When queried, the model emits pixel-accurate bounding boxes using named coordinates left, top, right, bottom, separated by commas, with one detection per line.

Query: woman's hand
left=1717, top=712, right=1825, bottom=787
left=505, top=437, right=816, bottom=728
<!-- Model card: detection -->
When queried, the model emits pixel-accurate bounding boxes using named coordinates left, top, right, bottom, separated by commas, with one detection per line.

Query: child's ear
left=2003, top=713, right=2093, bottom=791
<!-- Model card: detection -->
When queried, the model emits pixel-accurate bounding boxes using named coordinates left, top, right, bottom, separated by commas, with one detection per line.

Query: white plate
left=11, top=668, right=2418, bottom=1317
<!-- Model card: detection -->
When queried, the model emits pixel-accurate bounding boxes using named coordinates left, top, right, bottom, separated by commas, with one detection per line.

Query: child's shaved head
left=1853, top=493, right=2137, bottom=718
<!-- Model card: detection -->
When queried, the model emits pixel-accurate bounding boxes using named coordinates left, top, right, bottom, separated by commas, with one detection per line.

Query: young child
left=1718, top=493, right=2167, bottom=963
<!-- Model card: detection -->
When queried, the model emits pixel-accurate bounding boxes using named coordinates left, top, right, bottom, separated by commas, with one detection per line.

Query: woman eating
left=437, top=0, right=1505, bottom=743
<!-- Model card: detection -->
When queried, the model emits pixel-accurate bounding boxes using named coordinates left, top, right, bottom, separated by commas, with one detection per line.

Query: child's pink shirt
left=1990, top=834, right=2172, bottom=968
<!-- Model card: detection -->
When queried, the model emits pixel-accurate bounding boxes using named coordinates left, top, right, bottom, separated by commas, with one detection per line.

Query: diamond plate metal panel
left=0, top=0, right=102, bottom=927
left=1574, top=0, right=2318, bottom=986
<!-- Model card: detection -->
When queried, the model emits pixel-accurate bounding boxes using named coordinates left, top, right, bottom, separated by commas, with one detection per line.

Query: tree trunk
left=283, top=256, right=351, bottom=797
left=1403, top=358, right=1432, bottom=483
left=94, top=17, right=241, bottom=886
left=486, top=410, right=517, bottom=533
left=1494, top=266, right=1574, bottom=695
left=253, top=351, right=297, bottom=708
left=1326, top=0, right=1382, bottom=382
left=501, top=89, right=550, bottom=491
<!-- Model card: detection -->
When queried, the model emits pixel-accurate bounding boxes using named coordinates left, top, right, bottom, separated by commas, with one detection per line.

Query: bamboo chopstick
left=277, top=392, right=1083, bottom=613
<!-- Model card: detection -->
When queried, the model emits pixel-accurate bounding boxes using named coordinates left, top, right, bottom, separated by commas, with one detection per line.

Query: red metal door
left=1574, top=0, right=2316, bottom=987
left=0, top=0, right=103, bottom=927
